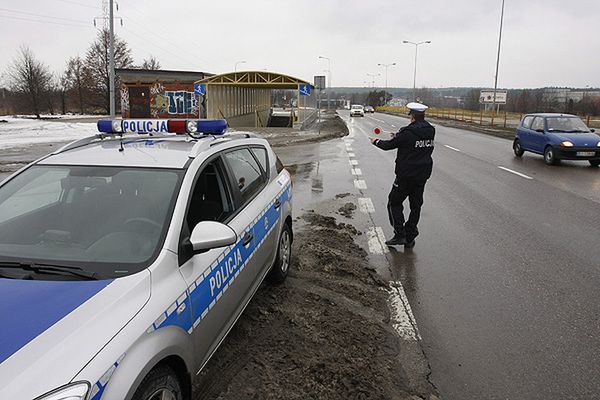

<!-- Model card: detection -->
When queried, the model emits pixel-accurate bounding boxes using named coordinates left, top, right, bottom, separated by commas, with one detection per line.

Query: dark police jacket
left=374, top=120, right=435, bottom=181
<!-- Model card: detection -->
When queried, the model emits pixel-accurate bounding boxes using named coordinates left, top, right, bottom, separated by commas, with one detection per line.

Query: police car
left=0, top=119, right=293, bottom=400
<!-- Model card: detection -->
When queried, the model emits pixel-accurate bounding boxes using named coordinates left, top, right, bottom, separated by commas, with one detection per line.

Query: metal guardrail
left=377, top=106, right=600, bottom=129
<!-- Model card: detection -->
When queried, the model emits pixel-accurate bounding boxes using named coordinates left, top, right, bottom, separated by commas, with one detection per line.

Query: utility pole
left=109, top=0, right=115, bottom=117
left=491, top=0, right=505, bottom=125
left=318, top=56, right=331, bottom=110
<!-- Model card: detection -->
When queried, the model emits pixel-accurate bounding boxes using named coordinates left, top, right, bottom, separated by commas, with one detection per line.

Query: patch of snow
left=0, top=117, right=97, bottom=149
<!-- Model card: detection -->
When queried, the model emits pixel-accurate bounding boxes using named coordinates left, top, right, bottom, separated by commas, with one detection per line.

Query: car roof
left=39, top=133, right=265, bottom=169
left=526, top=113, right=578, bottom=118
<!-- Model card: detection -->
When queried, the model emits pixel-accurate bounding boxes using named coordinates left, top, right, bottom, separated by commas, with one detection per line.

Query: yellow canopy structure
left=195, top=71, right=313, bottom=127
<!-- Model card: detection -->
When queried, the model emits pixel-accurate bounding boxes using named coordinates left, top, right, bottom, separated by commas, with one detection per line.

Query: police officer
left=370, top=102, right=435, bottom=248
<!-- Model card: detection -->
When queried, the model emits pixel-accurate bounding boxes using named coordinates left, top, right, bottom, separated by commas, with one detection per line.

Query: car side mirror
left=190, top=221, right=237, bottom=253
left=591, top=128, right=596, bottom=133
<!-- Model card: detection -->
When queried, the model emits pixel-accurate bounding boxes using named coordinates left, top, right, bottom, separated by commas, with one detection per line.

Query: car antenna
left=118, top=138, right=124, bottom=152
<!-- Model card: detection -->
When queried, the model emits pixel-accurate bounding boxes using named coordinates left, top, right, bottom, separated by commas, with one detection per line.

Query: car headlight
left=35, top=382, right=90, bottom=400
left=560, top=141, right=574, bottom=147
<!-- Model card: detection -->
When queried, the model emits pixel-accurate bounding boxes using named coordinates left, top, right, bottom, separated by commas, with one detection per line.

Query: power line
left=116, top=5, right=209, bottom=67
left=0, top=14, right=91, bottom=28
left=0, top=7, right=89, bottom=24
left=121, top=26, right=201, bottom=68
left=56, top=0, right=102, bottom=10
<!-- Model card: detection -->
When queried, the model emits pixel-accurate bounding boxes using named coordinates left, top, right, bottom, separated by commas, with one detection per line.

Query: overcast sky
left=1, top=0, right=599, bottom=89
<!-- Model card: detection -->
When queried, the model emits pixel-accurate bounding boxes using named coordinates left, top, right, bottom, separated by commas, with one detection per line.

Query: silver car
left=0, top=119, right=293, bottom=400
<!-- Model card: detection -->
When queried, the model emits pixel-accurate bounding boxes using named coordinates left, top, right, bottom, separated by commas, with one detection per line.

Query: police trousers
left=387, top=177, right=427, bottom=241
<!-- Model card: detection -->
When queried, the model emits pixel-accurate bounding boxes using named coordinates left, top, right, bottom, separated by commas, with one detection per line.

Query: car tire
left=590, top=160, right=600, bottom=167
left=132, top=365, right=183, bottom=400
left=513, top=140, right=524, bottom=157
left=544, top=146, right=559, bottom=165
left=266, top=222, right=292, bottom=284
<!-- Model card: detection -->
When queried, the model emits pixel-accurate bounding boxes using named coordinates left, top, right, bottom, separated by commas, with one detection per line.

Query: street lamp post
left=366, top=73, right=379, bottom=88
left=318, top=56, right=332, bottom=109
left=378, top=62, right=396, bottom=105
left=234, top=61, right=246, bottom=72
left=402, top=40, right=431, bottom=101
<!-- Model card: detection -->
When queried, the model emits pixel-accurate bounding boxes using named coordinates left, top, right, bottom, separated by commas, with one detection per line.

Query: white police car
left=0, top=119, right=293, bottom=400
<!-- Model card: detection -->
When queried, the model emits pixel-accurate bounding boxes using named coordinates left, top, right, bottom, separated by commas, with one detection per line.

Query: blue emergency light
left=96, top=119, right=228, bottom=136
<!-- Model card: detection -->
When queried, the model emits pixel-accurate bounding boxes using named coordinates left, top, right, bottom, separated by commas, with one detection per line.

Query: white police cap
left=407, top=102, right=429, bottom=113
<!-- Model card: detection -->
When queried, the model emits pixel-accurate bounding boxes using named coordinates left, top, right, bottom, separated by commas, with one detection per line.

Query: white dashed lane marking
left=349, top=159, right=359, bottom=166
left=358, top=197, right=375, bottom=213
left=498, top=166, right=533, bottom=180
left=443, top=144, right=461, bottom=152
left=348, top=152, right=356, bottom=158
left=354, top=179, right=367, bottom=190
left=351, top=168, right=362, bottom=176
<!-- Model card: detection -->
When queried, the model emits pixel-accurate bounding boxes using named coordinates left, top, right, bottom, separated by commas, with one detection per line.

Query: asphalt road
left=339, top=111, right=600, bottom=400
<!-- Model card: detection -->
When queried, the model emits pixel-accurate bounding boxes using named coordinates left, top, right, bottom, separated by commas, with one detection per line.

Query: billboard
left=480, top=90, right=507, bottom=104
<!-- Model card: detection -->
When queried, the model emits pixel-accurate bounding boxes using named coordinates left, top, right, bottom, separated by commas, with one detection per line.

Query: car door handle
left=274, top=199, right=281, bottom=209
left=242, top=233, right=254, bottom=246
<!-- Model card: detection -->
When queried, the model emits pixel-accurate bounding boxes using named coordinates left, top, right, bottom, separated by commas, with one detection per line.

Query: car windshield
left=351, top=105, right=363, bottom=109
left=546, top=117, right=590, bottom=133
left=0, top=165, right=183, bottom=279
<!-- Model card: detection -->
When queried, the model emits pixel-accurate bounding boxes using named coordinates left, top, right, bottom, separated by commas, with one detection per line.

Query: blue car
left=513, top=113, right=600, bottom=166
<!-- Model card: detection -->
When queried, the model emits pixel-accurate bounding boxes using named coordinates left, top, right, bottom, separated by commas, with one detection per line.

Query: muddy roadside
left=193, top=200, right=438, bottom=400
left=233, top=110, right=349, bottom=147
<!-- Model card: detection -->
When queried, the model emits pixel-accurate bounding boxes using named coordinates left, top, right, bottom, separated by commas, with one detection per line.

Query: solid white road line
left=388, top=281, right=421, bottom=341
left=366, top=227, right=389, bottom=255
left=354, top=179, right=367, bottom=190
left=498, top=166, right=534, bottom=180
left=443, top=144, right=461, bottom=152
left=358, top=197, right=375, bottom=214
left=351, top=168, right=362, bottom=176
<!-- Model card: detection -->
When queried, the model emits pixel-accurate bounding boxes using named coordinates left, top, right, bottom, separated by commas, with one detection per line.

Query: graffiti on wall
left=165, top=91, right=197, bottom=115
left=120, top=86, right=130, bottom=113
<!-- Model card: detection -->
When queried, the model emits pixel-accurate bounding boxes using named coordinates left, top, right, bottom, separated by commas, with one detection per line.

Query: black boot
left=385, top=236, right=406, bottom=246
left=404, top=239, right=416, bottom=248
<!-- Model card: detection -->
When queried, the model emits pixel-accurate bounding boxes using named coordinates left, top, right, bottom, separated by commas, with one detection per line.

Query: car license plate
left=576, top=151, right=595, bottom=157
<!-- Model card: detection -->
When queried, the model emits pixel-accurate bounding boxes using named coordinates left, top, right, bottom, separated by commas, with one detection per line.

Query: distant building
left=543, top=88, right=600, bottom=104
left=116, top=69, right=213, bottom=119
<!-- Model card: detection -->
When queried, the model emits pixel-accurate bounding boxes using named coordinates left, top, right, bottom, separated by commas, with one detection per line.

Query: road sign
left=194, top=83, right=206, bottom=96
left=299, top=84, right=311, bottom=96
left=314, top=76, right=326, bottom=90
left=480, top=90, right=507, bottom=104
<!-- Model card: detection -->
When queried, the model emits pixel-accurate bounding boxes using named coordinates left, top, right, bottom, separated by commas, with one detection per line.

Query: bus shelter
left=195, top=71, right=313, bottom=128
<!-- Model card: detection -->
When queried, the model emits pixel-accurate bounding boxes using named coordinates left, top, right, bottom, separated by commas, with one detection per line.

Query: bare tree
left=84, top=29, right=133, bottom=114
left=140, top=56, right=161, bottom=70
left=64, top=56, right=88, bottom=114
left=8, top=46, right=53, bottom=118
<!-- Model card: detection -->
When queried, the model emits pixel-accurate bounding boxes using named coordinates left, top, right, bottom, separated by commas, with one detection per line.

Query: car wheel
left=267, top=222, right=292, bottom=283
left=132, top=365, right=183, bottom=400
left=513, top=140, right=524, bottom=157
left=590, top=160, right=600, bottom=167
left=544, top=146, right=559, bottom=165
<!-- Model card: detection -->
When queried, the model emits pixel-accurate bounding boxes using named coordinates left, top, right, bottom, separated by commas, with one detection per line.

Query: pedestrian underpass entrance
left=194, top=71, right=315, bottom=128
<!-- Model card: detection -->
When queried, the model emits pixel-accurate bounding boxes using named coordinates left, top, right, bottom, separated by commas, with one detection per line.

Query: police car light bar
left=97, top=119, right=228, bottom=136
